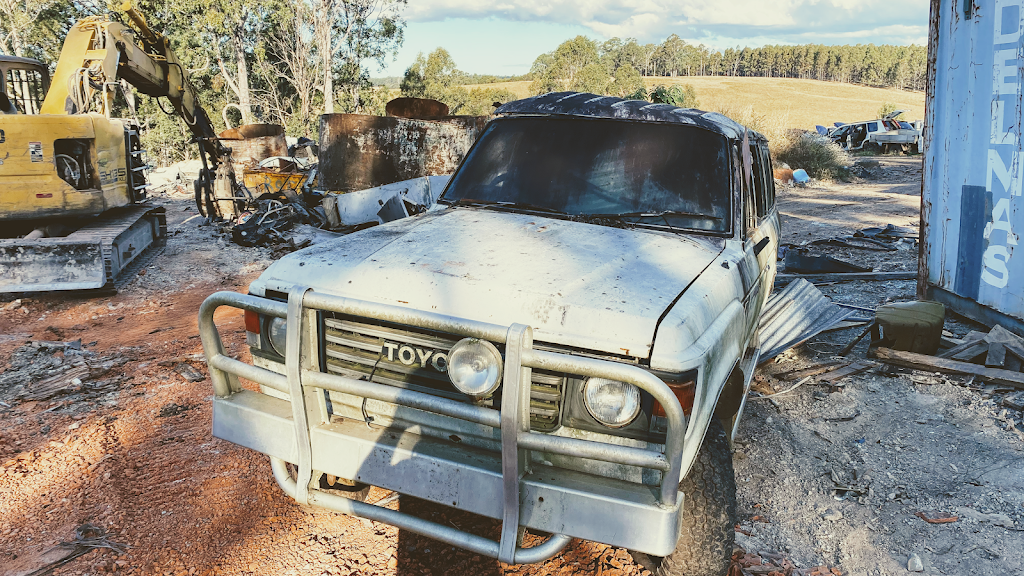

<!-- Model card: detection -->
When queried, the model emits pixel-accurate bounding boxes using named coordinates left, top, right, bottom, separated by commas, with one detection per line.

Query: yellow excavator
left=0, top=2, right=236, bottom=292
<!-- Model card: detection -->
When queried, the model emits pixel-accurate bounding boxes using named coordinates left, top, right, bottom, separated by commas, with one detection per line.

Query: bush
left=461, top=88, right=519, bottom=115
left=707, top=102, right=787, bottom=144
left=707, top=101, right=849, bottom=181
left=877, top=101, right=898, bottom=118
left=649, top=84, right=699, bottom=108
left=773, top=132, right=851, bottom=181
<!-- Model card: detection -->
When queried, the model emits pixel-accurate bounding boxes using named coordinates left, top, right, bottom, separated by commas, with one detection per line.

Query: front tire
left=633, top=418, right=737, bottom=576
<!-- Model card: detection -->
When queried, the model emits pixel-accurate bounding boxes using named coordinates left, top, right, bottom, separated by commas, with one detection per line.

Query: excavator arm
left=40, top=1, right=237, bottom=218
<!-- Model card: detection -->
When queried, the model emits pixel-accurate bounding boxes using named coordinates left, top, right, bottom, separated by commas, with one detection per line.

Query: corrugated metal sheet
left=758, top=279, right=857, bottom=363
left=922, top=0, right=1024, bottom=332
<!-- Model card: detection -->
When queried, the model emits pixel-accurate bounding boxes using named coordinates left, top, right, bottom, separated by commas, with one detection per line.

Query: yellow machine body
left=0, top=113, right=133, bottom=220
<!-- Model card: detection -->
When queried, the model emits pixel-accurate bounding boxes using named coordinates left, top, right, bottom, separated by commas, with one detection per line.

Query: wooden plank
left=1003, top=392, right=1024, bottom=411
left=987, top=324, right=1024, bottom=346
left=1004, top=355, right=1022, bottom=372
left=951, top=341, right=989, bottom=362
left=819, top=360, right=876, bottom=383
left=775, top=272, right=916, bottom=286
left=775, top=361, right=849, bottom=381
left=940, top=335, right=965, bottom=348
left=26, top=365, right=91, bottom=400
left=986, top=342, right=1007, bottom=368
left=872, top=347, right=1024, bottom=390
left=937, top=333, right=987, bottom=359
left=1004, top=342, right=1024, bottom=374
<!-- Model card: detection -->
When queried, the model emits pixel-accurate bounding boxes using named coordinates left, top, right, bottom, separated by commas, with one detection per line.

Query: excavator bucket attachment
left=0, top=206, right=166, bottom=293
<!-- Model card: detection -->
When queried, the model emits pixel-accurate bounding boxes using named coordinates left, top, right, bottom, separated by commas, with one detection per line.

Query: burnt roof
left=494, top=91, right=763, bottom=141
left=0, top=55, right=46, bottom=68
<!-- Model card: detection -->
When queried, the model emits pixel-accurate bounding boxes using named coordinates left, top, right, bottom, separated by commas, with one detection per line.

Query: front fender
left=650, top=298, right=747, bottom=479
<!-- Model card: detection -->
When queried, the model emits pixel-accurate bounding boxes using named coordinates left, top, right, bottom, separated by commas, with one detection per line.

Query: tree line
left=527, top=35, right=927, bottom=93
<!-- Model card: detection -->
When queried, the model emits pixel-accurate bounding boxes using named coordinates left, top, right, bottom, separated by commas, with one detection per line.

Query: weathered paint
left=252, top=208, right=727, bottom=359
left=241, top=169, right=307, bottom=195
left=318, top=113, right=487, bottom=193
left=922, top=0, right=1024, bottom=331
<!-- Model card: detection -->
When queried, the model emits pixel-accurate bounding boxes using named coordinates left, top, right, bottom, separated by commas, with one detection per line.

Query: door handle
left=754, top=236, right=770, bottom=255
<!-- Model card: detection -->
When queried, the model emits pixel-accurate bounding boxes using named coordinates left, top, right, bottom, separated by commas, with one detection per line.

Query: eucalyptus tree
left=311, top=0, right=405, bottom=114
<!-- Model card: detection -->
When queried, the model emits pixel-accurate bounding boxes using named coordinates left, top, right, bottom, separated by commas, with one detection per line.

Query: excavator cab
left=0, top=56, right=50, bottom=115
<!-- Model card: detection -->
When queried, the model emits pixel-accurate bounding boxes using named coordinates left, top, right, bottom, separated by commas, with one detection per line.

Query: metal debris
left=325, top=175, right=450, bottom=227
left=758, top=279, right=858, bottom=363
left=784, top=250, right=872, bottom=274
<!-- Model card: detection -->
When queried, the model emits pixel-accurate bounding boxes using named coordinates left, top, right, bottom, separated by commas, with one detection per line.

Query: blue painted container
left=922, top=0, right=1024, bottom=334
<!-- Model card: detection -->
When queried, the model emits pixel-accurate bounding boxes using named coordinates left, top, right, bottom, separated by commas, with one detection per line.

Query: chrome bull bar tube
left=270, top=457, right=573, bottom=563
left=199, top=291, right=287, bottom=397
left=199, top=289, right=687, bottom=563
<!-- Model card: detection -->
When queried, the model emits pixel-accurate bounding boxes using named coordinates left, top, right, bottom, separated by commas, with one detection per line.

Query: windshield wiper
left=449, top=199, right=567, bottom=215
left=579, top=211, right=723, bottom=234
left=585, top=210, right=723, bottom=221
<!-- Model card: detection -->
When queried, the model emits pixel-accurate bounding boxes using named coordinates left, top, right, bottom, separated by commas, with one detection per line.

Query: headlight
left=447, top=338, right=503, bottom=398
left=583, top=378, right=641, bottom=428
left=266, top=317, right=288, bottom=356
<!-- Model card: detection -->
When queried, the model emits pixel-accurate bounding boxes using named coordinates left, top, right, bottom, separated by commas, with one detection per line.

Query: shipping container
left=921, top=0, right=1024, bottom=334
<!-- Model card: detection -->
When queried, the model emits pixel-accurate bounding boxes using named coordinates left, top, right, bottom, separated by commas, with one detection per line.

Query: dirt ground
left=2, top=156, right=1022, bottom=576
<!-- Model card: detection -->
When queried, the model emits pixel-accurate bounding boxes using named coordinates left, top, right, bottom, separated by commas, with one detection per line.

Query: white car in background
left=828, top=110, right=921, bottom=153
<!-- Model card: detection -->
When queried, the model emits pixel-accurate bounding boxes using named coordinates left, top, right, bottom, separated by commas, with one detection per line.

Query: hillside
left=462, top=77, right=926, bottom=131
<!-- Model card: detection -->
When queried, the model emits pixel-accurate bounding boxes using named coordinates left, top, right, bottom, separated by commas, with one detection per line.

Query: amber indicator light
left=244, top=310, right=261, bottom=333
left=653, top=380, right=696, bottom=417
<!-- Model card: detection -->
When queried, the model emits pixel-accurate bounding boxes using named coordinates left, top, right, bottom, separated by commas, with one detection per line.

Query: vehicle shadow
left=393, top=497, right=503, bottom=576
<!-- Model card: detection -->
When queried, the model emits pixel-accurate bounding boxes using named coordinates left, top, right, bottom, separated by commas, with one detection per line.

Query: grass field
left=462, top=77, right=925, bottom=133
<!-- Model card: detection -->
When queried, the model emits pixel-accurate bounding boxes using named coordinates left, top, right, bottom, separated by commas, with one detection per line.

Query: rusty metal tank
left=318, top=113, right=487, bottom=193
left=218, top=123, right=288, bottom=176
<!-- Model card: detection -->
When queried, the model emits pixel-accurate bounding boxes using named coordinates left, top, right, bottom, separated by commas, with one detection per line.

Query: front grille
left=322, top=316, right=564, bottom=431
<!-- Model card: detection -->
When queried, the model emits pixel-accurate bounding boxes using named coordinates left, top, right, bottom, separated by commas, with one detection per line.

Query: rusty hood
left=255, top=208, right=725, bottom=358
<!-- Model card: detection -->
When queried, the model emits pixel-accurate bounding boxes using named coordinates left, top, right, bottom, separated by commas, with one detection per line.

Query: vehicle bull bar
left=198, top=287, right=687, bottom=563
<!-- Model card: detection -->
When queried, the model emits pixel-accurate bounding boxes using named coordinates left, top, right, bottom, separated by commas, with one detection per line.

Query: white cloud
left=404, top=0, right=929, bottom=46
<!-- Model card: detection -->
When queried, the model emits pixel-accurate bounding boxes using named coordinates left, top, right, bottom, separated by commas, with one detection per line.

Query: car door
left=752, top=143, right=780, bottom=307
left=738, top=142, right=767, bottom=334
left=746, top=142, right=778, bottom=317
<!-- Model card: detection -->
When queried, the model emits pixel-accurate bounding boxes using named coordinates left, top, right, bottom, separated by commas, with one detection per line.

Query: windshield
left=440, top=117, right=733, bottom=234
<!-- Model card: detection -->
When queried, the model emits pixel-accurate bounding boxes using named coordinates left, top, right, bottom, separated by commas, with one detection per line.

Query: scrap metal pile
left=205, top=101, right=484, bottom=252
left=200, top=125, right=332, bottom=252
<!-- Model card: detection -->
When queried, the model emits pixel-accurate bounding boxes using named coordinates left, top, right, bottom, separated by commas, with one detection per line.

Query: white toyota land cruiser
left=200, top=92, right=779, bottom=576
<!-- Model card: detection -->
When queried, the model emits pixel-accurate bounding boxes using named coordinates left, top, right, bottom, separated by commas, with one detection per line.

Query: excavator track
left=0, top=205, right=166, bottom=293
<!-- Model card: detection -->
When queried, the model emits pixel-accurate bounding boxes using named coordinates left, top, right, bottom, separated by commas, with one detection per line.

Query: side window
left=750, top=144, right=766, bottom=218
left=760, top=146, right=775, bottom=213
left=5, top=68, right=45, bottom=114
left=866, top=121, right=879, bottom=133
left=736, top=143, right=756, bottom=235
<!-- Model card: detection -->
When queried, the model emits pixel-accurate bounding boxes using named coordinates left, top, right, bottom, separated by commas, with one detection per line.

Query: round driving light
left=583, top=378, right=641, bottom=428
left=447, top=338, right=503, bottom=398
left=267, top=317, right=288, bottom=356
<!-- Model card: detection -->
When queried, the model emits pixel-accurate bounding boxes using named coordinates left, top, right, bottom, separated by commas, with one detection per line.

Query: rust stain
left=319, top=113, right=488, bottom=193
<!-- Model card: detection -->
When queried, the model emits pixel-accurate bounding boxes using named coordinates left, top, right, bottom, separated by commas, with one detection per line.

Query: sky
left=375, top=0, right=930, bottom=78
